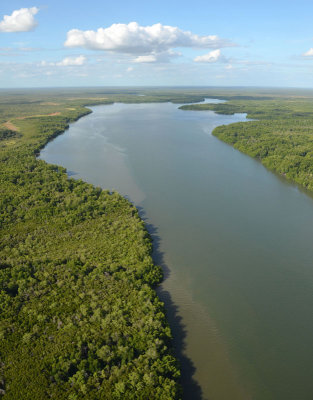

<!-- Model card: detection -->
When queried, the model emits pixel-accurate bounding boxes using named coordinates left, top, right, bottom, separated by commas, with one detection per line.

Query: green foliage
left=5, top=86, right=313, bottom=399
left=212, top=118, right=313, bottom=190
left=0, top=129, right=19, bottom=141
left=0, top=92, right=182, bottom=399
left=180, top=94, right=313, bottom=191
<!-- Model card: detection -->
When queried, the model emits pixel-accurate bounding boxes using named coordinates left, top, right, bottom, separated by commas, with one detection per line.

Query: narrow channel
left=40, top=100, right=313, bottom=400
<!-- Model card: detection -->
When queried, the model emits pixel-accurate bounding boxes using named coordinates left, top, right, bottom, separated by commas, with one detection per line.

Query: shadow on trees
left=137, top=206, right=204, bottom=400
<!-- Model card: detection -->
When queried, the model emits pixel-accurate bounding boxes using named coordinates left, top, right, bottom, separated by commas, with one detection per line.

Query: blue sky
left=1, top=0, right=313, bottom=87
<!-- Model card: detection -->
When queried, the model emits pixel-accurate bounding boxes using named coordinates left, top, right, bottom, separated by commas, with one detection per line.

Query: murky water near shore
left=40, top=100, right=313, bottom=399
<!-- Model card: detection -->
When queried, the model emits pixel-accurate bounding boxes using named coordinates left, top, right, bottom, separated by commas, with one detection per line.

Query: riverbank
left=39, top=96, right=313, bottom=400
left=0, top=92, right=196, bottom=399
left=3, top=87, right=313, bottom=399
left=179, top=95, right=313, bottom=192
left=39, top=100, right=252, bottom=399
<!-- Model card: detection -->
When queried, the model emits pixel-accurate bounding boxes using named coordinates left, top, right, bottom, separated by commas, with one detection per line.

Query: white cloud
left=134, top=54, right=157, bottom=63
left=303, top=48, right=313, bottom=57
left=0, top=7, right=39, bottom=33
left=56, top=55, right=87, bottom=66
left=64, top=22, right=234, bottom=61
left=126, top=66, right=134, bottom=72
left=40, top=55, right=87, bottom=67
left=133, top=49, right=181, bottom=63
left=194, top=49, right=222, bottom=63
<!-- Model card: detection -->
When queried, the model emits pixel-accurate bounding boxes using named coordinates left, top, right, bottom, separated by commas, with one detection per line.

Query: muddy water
left=40, top=101, right=313, bottom=400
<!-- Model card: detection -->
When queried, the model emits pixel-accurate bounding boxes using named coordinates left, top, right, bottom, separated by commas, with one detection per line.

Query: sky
left=1, top=0, right=313, bottom=88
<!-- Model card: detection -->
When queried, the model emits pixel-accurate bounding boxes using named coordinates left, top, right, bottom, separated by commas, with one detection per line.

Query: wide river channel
left=40, top=100, right=313, bottom=400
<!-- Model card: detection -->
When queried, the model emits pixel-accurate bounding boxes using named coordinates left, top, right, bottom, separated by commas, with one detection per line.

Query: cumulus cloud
left=40, top=55, right=87, bottom=67
left=0, top=7, right=39, bottom=33
left=56, top=55, right=86, bottom=66
left=134, top=54, right=158, bottom=63
left=303, top=48, right=313, bottom=57
left=194, top=49, right=222, bottom=63
left=133, top=50, right=180, bottom=63
left=64, top=22, right=234, bottom=60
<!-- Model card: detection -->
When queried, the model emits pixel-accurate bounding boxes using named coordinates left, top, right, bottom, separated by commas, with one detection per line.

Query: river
left=40, top=100, right=313, bottom=400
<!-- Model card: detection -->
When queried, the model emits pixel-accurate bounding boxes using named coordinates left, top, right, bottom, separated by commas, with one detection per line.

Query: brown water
left=40, top=101, right=313, bottom=400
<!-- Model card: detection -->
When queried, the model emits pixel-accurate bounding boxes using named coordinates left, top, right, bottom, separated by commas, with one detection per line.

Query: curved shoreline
left=1, top=99, right=183, bottom=399
left=179, top=97, right=313, bottom=193
left=4, top=89, right=313, bottom=399
left=39, top=100, right=252, bottom=400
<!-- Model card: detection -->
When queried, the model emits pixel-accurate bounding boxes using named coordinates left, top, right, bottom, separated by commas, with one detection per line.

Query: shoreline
left=37, top=101, right=203, bottom=397
left=3, top=88, right=313, bottom=399
left=1, top=97, right=185, bottom=398
left=39, top=100, right=252, bottom=400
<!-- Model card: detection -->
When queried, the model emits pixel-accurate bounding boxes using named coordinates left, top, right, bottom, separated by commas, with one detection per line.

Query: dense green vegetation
left=180, top=94, right=313, bottom=191
left=3, top=87, right=313, bottom=399
left=1, top=89, right=212, bottom=399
